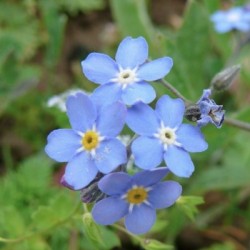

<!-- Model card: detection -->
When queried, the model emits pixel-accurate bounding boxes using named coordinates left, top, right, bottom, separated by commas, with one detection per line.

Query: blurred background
left=1, top=0, right=250, bottom=249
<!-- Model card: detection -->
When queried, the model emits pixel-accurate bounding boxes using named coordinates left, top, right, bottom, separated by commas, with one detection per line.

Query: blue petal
left=132, top=167, right=169, bottom=187
left=96, top=102, right=126, bottom=137
left=210, top=11, right=225, bottom=22
left=98, top=172, right=132, bottom=195
left=132, top=136, right=163, bottom=170
left=197, top=116, right=211, bottom=127
left=214, top=22, right=232, bottom=33
left=45, top=129, right=80, bottom=162
left=64, top=153, right=98, bottom=190
left=155, top=95, right=185, bottom=128
left=95, top=139, right=127, bottom=174
left=137, top=57, right=173, bottom=81
left=148, top=181, right=182, bottom=209
left=66, top=93, right=97, bottom=131
left=92, top=197, right=128, bottom=225
left=124, top=204, right=156, bottom=234
left=176, top=124, right=208, bottom=152
left=115, top=37, right=148, bottom=68
left=126, top=103, right=159, bottom=136
left=164, top=146, right=194, bottom=178
left=91, top=84, right=122, bottom=110
left=81, top=53, right=118, bottom=84
left=235, top=21, right=250, bottom=32
left=121, top=82, right=156, bottom=105
left=197, top=88, right=212, bottom=103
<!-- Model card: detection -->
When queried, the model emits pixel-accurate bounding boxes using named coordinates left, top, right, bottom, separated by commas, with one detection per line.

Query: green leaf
left=22, top=237, right=50, bottom=250
left=82, top=213, right=120, bottom=249
left=110, top=0, right=165, bottom=57
left=98, top=226, right=121, bottom=250
left=201, top=242, right=235, bottom=250
left=31, top=191, right=77, bottom=230
left=16, top=153, right=54, bottom=191
left=0, top=153, right=54, bottom=210
left=55, top=0, right=105, bottom=14
left=39, top=0, right=67, bottom=68
left=32, top=206, right=58, bottom=230
left=49, top=192, right=76, bottom=220
left=82, top=212, right=103, bottom=244
left=203, top=0, right=220, bottom=12
left=166, top=0, right=213, bottom=99
left=190, top=133, right=250, bottom=193
left=142, top=239, right=174, bottom=250
left=176, top=196, right=204, bottom=221
left=0, top=207, right=25, bottom=237
left=110, top=0, right=153, bottom=39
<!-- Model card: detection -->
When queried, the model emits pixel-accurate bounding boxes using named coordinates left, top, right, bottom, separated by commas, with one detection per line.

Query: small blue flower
left=210, top=7, right=250, bottom=33
left=45, top=92, right=127, bottom=190
left=81, top=36, right=173, bottom=106
left=126, top=95, right=208, bottom=178
left=92, top=167, right=182, bottom=235
left=197, top=89, right=225, bottom=128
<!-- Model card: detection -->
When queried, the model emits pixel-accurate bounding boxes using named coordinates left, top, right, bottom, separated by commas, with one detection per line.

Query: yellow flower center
left=126, top=187, right=148, bottom=204
left=82, top=131, right=99, bottom=151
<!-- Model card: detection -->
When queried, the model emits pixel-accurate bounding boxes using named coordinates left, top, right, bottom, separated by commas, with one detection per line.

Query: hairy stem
left=158, top=78, right=192, bottom=105
left=159, top=78, right=250, bottom=132
left=112, top=224, right=142, bottom=243
left=224, top=117, right=250, bottom=132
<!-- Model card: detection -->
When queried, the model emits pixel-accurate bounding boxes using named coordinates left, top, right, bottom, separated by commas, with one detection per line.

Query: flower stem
left=224, top=117, right=250, bottom=132
left=158, top=78, right=192, bottom=105
left=112, top=223, right=142, bottom=243
left=159, top=78, right=250, bottom=132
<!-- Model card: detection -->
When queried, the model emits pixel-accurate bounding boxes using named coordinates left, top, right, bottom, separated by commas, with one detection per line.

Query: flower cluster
left=45, top=36, right=223, bottom=234
left=210, top=6, right=250, bottom=33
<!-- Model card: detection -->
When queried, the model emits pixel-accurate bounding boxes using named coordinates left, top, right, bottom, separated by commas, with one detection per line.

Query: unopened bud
left=81, top=177, right=105, bottom=203
left=82, top=213, right=103, bottom=243
left=210, top=64, right=240, bottom=91
left=184, top=104, right=201, bottom=122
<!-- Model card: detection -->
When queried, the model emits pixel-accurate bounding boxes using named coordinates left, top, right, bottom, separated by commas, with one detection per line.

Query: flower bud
left=81, top=176, right=105, bottom=203
left=210, top=64, right=240, bottom=91
left=184, top=104, right=201, bottom=122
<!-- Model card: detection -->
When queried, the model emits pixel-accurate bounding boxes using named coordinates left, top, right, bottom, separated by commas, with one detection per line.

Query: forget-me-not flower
left=197, top=89, right=225, bottom=128
left=81, top=36, right=173, bottom=106
left=92, top=167, right=182, bottom=235
left=126, top=95, right=208, bottom=178
left=45, top=92, right=127, bottom=190
left=210, top=7, right=250, bottom=33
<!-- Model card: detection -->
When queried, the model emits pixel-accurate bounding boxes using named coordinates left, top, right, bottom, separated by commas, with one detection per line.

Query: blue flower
left=197, top=89, right=225, bottom=128
left=126, top=95, right=208, bottom=178
left=45, top=92, right=127, bottom=190
left=210, top=7, right=250, bottom=33
left=92, top=167, right=182, bottom=235
left=81, top=36, right=173, bottom=106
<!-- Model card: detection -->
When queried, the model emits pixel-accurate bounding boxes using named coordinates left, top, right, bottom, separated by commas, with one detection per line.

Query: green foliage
left=55, top=0, right=105, bottom=14
left=1, top=0, right=250, bottom=249
left=201, top=242, right=235, bottom=250
left=142, top=239, right=174, bottom=250
left=190, top=132, right=250, bottom=193
left=0, top=0, right=106, bottom=113
left=110, top=0, right=167, bottom=58
left=177, top=195, right=205, bottom=221
left=166, top=0, right=214, bottom=99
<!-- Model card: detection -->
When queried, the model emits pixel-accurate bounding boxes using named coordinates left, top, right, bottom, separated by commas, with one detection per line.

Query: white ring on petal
left=154, top=121, right=181, bottom=150
left=111, top=66, right=140, bottom=89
